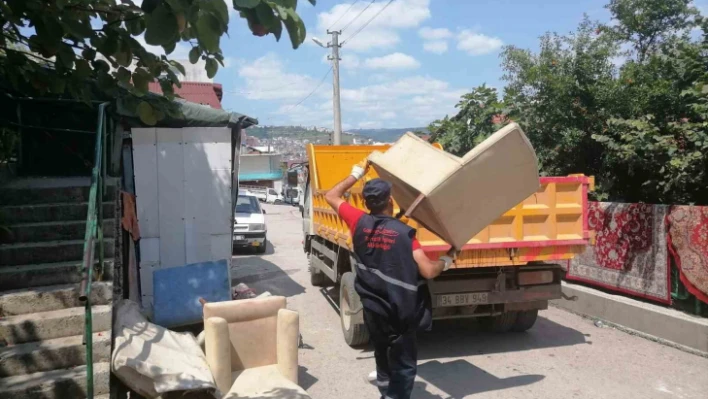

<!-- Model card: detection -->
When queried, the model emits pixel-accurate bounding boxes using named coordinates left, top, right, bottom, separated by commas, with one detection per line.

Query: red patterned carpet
left=567, top=202, right=671, bottom=304
left=667, top=206, right=708, bottom=304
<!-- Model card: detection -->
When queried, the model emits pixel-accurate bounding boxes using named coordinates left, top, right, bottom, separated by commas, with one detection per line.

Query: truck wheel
left=480, top=311, right=518, bottom=333
left=511, top=310, right=538, bottom=332
left=339, top=272, right=369, bottom=346
left=309, top=253, right=329, bottom=287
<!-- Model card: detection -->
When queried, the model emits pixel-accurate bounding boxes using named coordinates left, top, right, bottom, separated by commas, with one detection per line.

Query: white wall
left=133, top=127, right=233, bottom=313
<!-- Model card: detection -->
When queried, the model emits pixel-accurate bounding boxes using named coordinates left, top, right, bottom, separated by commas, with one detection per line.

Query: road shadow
left=417, top=316, right=591, bottom=359
left=298, top=365, right=318, bottom=391
left=231, top=255, right=305, bottom=298
left=232, top=239, right=276, bottom=256
left=416, top=359, right=545, bottom=398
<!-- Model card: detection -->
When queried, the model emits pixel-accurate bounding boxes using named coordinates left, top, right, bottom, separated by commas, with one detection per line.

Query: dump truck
left=301, top=144, right=593, bottom=346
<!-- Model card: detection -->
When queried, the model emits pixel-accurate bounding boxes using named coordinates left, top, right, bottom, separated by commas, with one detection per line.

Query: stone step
left=0, top=361, right=110, bottom=399
left=0, top=239, right=114, bottom=266
left=0, top=332, right=111, bottom=377
left=0, top=260, right=113, bottom=291
left=0, top=220, right=115, bottom=245
left=0, top=202, right=115, bottom=225
left=0, top=305, right=111, bottom=345
left=0, top=185, right=116, bottom=206
left=0, top=282, right=112, bottom=316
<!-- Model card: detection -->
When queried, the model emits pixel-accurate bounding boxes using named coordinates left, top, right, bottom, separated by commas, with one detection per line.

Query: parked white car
left=233, top=194, right=267, bottom=253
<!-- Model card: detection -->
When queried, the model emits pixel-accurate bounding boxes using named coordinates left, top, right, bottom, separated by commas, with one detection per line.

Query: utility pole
left=328, top=30, right=342, bottom=145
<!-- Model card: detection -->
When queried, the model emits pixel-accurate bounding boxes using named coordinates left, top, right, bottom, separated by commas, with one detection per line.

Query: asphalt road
left=231, top=203, right=708, bottom=399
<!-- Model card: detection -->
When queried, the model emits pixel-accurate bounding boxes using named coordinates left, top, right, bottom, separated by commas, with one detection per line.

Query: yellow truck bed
left=306, top=144, right=593, bottom=268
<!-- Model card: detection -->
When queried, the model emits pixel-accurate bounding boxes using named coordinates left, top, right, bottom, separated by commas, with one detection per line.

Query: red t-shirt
left=338, top=202, right=421, bottom=250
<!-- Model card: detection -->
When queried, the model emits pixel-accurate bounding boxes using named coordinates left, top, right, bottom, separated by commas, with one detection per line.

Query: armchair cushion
left=225, top=365, right=310, bottom=399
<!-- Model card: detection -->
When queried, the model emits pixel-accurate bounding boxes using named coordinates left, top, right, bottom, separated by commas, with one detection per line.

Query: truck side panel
left=307, top=144, right=592, bottom=268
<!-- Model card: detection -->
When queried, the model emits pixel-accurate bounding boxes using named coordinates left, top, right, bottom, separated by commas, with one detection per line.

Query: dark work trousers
left=363, top=308, right=418, bottom=399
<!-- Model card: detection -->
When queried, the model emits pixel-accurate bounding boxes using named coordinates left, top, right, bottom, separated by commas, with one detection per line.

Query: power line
left=340, top=0, right=375, bottom=32
left=327, top=0, right=361, bottom=31
left=341, top=0, right=394, bottom=46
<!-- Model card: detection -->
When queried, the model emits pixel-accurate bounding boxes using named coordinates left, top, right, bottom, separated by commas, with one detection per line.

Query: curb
left=552, top=281, right=708, bottom=357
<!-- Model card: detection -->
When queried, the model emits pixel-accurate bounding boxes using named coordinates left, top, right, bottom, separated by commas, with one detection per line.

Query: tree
left=603, top=0, right=698, bottom=62
left=501, top=17, right=620, bottom=189
left=0, top=0, right=314, bottom=125
left=428, top=84, right=506, bottom=156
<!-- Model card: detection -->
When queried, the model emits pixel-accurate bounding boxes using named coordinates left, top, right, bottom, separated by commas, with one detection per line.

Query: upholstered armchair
left=203, top=296, right=311, bottom=399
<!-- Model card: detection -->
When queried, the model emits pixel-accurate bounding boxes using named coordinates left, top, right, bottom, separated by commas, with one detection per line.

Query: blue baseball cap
left=363, top=178, right=392, bottom=209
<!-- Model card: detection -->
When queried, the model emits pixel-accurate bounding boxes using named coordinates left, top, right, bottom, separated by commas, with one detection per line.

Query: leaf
left=176, top=12, right=187, bottom=32
left=82, top=48, right=96, bottom=61
left=160, top=79, right=175, bottom=99
left=196, top=12, right=222, bottom=52
left=255, top=3, right=278, bottom=32
left=283, top=8, right=306, bottom=49
left=56, top=44, right=75, bottom=70
left=132, top=69, right=151, bottom=95
left=115, top=41, right=133, bottom=67
left=169, top=60, right=186, bottom=76
left=202, top=0, right=230, bottom=26
left=137, top=101, right=158, bottom=126
left=126, top=16, right=146, bottom=36
left=163, top=41, right=176, bottom=55
left=145, top=4, right=179, bottom=46
left=60, top=18, right=92, bottom=40
left=189, top=46, right=200, bottom=64
left=141, top=0, right=160, bottom=13
left=206, top=58, right=219, bottom=78
left=74, top=59, right=92, bottom=80
left=235, top=0, right=261, bottom=8
left=116, top=67, right=132, bottom=83
left=50, top=78, right=66, bottom=94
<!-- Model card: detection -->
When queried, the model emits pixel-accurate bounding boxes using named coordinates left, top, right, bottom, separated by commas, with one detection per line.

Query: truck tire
left=339, top=272, right=369, bottom=346
left=480, top=311, right=518, bottom=333
left=309, top=253, right=329, bottom=287
left=511, top=310, right=538, bottom=332
left=257, top=239, right=267, bottom=254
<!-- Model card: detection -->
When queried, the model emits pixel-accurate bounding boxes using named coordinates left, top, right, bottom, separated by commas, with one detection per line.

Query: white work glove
left=350, top=159, right=369, bottom=180
left=439, top=256, right=453, bottom=271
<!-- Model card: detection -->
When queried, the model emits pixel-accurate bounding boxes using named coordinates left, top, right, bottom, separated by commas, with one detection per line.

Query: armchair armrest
left=276, top=309, right=300, bottom=384
left=205, top=316, right=232, bottom=395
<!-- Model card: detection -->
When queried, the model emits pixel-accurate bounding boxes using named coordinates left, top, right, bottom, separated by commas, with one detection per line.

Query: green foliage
left=0, top=0, right=314, bottom=126
left=429, top=85, right=507, bottom=156
left=430, top=0, right=708, bottom=204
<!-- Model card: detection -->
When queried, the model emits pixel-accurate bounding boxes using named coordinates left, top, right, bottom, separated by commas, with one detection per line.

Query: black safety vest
left=352, top=213, right=432, bottom=333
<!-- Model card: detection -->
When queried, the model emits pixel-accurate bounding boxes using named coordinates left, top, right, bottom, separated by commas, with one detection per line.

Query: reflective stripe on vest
left=355, top=262, right=426, bottom=292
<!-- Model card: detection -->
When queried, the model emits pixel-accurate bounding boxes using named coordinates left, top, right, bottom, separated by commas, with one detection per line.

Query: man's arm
left=324, top=160, right=368, bottom=212
left=413, top=248, right=456, bottom=280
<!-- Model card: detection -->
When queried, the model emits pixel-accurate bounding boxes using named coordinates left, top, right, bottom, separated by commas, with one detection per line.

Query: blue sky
left=163, top=0, right=705, bottom=129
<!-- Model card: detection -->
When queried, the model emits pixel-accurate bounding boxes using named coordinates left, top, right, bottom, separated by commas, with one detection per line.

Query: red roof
left=148, top=81, right=223, bottom=109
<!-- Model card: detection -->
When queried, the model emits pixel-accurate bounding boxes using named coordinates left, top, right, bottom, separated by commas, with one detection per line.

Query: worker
left=324, top=159, right=456, bottom=399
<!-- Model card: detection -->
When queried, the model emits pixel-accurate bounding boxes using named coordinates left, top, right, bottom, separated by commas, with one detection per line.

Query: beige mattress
left=368, top=123, right=540, bottom=250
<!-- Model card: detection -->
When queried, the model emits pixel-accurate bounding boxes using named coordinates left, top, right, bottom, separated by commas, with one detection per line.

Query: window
left=268, top=189, right=277, bottom=195
left=235, top=195, right=261, bottom=214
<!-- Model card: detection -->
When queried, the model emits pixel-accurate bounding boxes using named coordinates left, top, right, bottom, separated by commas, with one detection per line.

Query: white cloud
left=418, top=26, right=452, bottom=54
left=423, top=40, right=448, bottom=54
left=457, top=30, right=503, bottom=55
left=238, top=53, right=331, bottom=101
left=340, top=76, right=466, bottom=125
left=418, top=27, right=452, bottom=40
left=313, top=0, right=431, bottom=52
left=363, top=53, right=420, bottom=70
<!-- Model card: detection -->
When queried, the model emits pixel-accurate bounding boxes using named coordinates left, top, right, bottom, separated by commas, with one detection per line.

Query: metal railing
left=78, top=102, right=109, bottom=399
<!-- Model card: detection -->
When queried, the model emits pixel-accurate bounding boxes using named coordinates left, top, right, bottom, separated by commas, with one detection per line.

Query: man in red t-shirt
left=325, top=159, right=455, bottom=399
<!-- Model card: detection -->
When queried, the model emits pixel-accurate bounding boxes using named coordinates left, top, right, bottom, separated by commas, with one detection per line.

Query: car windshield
left=235, top=195, right=261, bottom=214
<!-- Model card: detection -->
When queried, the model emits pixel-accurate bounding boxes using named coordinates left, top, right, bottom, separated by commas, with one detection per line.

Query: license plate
left=234, top=235, right=245, bottom=240
left=436, top=292, right=489, bottom=307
